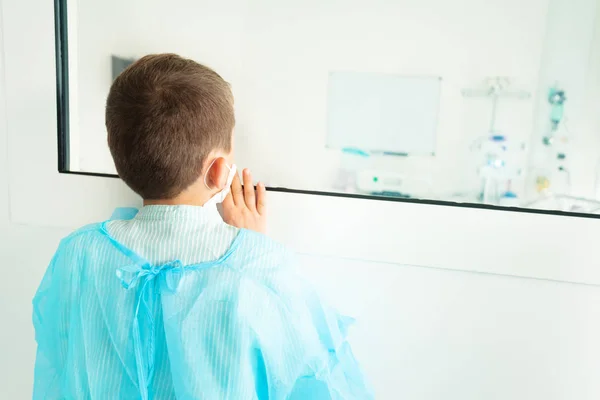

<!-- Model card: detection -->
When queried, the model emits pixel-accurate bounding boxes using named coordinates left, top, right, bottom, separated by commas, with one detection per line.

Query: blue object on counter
left=370, top=191, right=411, bottom=198
left=341, top=147, right=371, bottom=157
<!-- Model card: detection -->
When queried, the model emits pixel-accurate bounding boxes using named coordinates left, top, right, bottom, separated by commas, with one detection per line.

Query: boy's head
left=106, top=53, right=235, bottom=200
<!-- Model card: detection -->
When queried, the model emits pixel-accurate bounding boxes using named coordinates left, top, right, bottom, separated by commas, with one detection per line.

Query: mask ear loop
left=203, top=158, right=231, bottom=190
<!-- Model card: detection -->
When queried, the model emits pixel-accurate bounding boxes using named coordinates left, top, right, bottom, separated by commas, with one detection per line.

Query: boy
left=32, top=54, right=372, bottom=399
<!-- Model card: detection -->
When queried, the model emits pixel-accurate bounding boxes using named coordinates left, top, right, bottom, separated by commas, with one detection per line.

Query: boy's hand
left=222, top=169, right=267, bottom=234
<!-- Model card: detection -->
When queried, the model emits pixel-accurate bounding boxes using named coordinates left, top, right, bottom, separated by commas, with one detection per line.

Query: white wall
left=3, top=1, right=600, bottom=400
left=0, top=6, right=71, bottom=397
left=304, top=256, right=600, bottom=399
left=73, top=0, right=548, bottom=198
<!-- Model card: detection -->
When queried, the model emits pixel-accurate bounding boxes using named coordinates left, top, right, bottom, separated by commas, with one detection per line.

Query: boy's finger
left=231, top=172, right=243, bottom=206
left=256, top=182, right=267, bottom=215
left=243, top=169, right=256, bottom=211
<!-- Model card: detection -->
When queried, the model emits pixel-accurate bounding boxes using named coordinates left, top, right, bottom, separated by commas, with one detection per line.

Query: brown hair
left=106, top=53, right=234, bottom=199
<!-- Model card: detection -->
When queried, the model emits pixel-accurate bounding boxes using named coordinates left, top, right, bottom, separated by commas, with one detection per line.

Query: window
left=56, top=0, right=600, bottom=216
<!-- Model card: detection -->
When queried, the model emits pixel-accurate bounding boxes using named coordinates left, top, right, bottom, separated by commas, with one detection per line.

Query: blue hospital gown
left=32, top=206, right=372, bottom=399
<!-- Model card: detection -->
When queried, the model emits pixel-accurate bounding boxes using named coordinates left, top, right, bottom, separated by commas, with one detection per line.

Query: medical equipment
left=543, top=86, right=567, bottom=146
left=356, top=169, right=406, bottom=197
left=334, top=148, right=432, bottom=198
left=462, top=77, right=530, bottom=204
left=548, top=87, right=566, bottom=129
left=533, top=85, right=571, bottom=198
left=355, top=169, right=431, bottom=198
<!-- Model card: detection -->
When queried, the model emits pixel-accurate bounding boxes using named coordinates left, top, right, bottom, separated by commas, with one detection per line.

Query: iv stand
left=462, top=77, right=531, bottom=133
left=462, top=77, right=531, bottom=204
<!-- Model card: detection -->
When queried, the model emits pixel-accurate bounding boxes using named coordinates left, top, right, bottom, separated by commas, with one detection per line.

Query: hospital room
left=0, top=0, right=600, bottom=398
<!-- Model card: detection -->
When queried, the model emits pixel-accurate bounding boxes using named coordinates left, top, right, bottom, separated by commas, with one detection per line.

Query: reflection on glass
left=60, top=0, right=600, bottom=214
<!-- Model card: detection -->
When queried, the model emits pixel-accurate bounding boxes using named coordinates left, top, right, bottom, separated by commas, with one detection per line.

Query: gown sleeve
left=241, top=257, right=373, bottom=400
left=32, top=242, right=81, bottom=399
left=32, top=210, right=136, bottom=399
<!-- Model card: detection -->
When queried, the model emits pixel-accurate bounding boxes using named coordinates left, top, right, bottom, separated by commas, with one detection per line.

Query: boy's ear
left=206, top=157, right=229, bottom=190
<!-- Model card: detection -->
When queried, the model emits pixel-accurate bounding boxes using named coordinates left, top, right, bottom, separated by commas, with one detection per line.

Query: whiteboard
left=327, top=72, right=441, bottom=155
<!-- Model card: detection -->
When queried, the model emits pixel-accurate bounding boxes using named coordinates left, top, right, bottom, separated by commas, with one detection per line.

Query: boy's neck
left=143, top=192, right=211, bottom=207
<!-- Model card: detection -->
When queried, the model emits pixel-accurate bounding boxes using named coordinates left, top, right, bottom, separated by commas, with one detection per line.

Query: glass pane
left=56, top=0, right=600, bottom=214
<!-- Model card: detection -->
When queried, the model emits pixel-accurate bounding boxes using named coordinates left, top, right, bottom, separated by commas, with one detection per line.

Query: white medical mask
left=203, top=160, right=237, bottom=207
